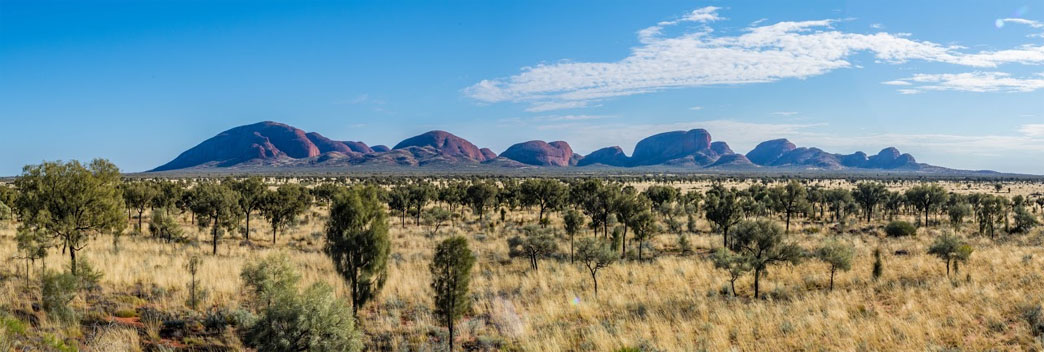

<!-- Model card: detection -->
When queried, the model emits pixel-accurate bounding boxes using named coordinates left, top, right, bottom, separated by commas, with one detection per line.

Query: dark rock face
left=306, top=132, right=356, bottom=155
left=867, top=148, right=918, bottom=169
left=708, top=154, right=755, bottom=168
left=577, top=146, right=630, bottom=167
left=392, top=130, right=492, bottom=162
left=630, top=129, right=713, bottom=166
left=342, top=141, right=374, bottom=154
left=746, top=139, right=797, bottom=165
left=710, top=141, right=734, bottom=156
left=500, top=140, right=575, bottom=166
left=154, top=121, right=321, bottom=171
left=479, top=148, right=498, bottom=161
left=370, top=145, right=390, bottom=153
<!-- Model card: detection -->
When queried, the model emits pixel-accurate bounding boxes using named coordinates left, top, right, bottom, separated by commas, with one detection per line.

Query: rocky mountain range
left=152, top=121, right=944, bottom=173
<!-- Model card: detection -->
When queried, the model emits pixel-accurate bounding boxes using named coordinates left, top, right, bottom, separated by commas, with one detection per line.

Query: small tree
left=520, top=179, right=567, bottom=227
left=185, top=255, right=203, bottom=310
left=816, top=240, right=854, bottom=291
left=324, top=186, right=390, bottom=316
left=245, top=280, right=362, bottom=352
left=241, top=253, right=301, bottom=309
left=149, top=207, right=184, bottom=243
left=704, top=184, right=742, bottom=249
left=563, top=209, right=585, bottom=263
left=15, top=159, right=125, bottom=274
left=575, top=237, right=616, bottom=296
left=906, top=184, right=949, bottom=226
left=258, top=184, right=311, bottom=244
left=231, top=177, right=267, bottom=242
left=123, top=181, right=159, bottom=233
left=422, top=207, right=452, bottom=237
left=190, top=182, right=242, bottom=255
left=430, top=236, right=476, bottom=352
left=711, top=247, right=751, bottom=297
left=731, top=219, right=804, bottom=298
left=928, top=234, right=973, bottom=277
left=507, top=225, right=558, bottom=270
left=466, top=182, right=499, bottom=221
left=408, top=182, right=437, bottom=225
left=769, top=181, right=809, bottom=233
left=1012, top=206, right=1040, bottom=234
left=628, top=209, right=659, bottom=261
left=852, top=182, right=887, bottom=223
left=871, top=248, right=883, bottom=281
left=41, top=270, right=78, bottom=323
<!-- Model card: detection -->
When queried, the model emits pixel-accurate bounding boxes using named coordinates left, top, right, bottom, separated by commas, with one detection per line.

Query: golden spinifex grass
left=1, top=180, right=1043, bottom=351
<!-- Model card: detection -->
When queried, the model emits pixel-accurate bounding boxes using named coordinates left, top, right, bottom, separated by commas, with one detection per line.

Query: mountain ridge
left=151, top=121, right=973, bottom=174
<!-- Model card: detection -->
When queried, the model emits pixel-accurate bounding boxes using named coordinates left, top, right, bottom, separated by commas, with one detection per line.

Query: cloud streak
left=465, top=7, right=1044, bottom=110
left=886, top=72, right=1044, bottom=93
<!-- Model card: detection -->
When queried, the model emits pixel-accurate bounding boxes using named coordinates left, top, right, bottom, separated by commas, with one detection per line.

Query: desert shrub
left=41, top=270, right=78, bottom=323
left=240, top=253, right=300, bottom=309
left=70, top=259, right=104, bottom=292
left=244, top=282, right=362, bottom=352
left=885, top=221, right=917, bottom=237
left=1019, top=303, right=1044, bottom=337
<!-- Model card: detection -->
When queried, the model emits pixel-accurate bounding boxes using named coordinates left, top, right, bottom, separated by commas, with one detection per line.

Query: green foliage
left=852, top=182, right=887, bottom=223
left=422, top=207, right=452, bottom=236
left=520, top=179, right=567, bottom=226
left=1012, top=206, right=1040, bottom=234
left=185, top=255, right=204, bottom=310
left=466, top=181, right=499, bottom=221
left=259, top=183, right=311, bottom=243
left=245, top=282, right=362, bottom=352
left=232, top=176, right=267, bottom=241
left=928, top=234, right=973, bottom=277
left=15, top=159, right=125, bottom=274
left=905, top=184, right=949, bottom=226
left=324, top=185, right=390, bottom=316
left=872, top=248, right=883, bottom=281
left=507, top=225, right=558, bottom=270
left=190, top=181, right=243, bottom=254
left=563, top=209, right=585, bottom=262
left=149, top=207, right=185, bottom=243
left=69, top=259, right=104, bottom=292
left=768, top=181, right=810, bottom=233
left=711, top=247, right=752, bottom=297
left=241, top=254, right=301, bottom=309
left=816, top=240, right=854, bottom=291
left=704, top=184, right=743, bottom=248
left=730, top=219, right=804, bottom=298
left=431, top=236, right=476, bottom=352
left=123, top=181, right=159, bottom=233
left=884, top=220, right=917, bottom=237
left=0, top=201, right=12, bottom=223
left=41, top=270, right=78, bottom=323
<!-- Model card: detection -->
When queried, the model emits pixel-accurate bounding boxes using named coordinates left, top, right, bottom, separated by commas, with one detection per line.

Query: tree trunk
left=69, top=245, right=77, bottom=275
left=212, top=218, right=219, bottom=255
left=539, top=205, right=546, bottom=228
left=785, top=211, right=791, bottom=233
left=448, top=317, right=455, bottom=352
left=829, top=267, right=835, bottom=291
left=591, top=270, right=598, bottom=295
left=245, top=211, right=251, bottom=242
left=569, top=234, right=574, bottom=263
left=137, top=209, right=144, bottom=233
left=753, top=268, right=761, bottom=299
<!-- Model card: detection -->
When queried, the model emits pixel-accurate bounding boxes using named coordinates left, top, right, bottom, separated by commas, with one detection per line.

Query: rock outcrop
left=500, top=140, right=576, bottom=166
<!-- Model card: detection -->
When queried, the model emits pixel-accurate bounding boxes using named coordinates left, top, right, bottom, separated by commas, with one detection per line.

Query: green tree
left=232, top=177, right=267, bottom=242
left=563, top=209, right=585, bottom=263
left=816, top=240, right=854, bottom=291
left=430, top=236, right=476, bottom=352
left=324, top=186, right=390, bottom=316
left=711, top=247, right=751, bottom=297
left=769, top=181, right=809, bottom=233
left=853, top=182, right=888, bottom=223
left=975, top=194, right=1005, bottom=238
left=628, top=208, right=659, bottom=261
left=14, top=159, right=125, bottom=274
left=258, top=184, right=311, bottom=243
left=704, top=184, right=743, bottom=249
left=1012, top=206, right=1040, bottom=234
left=575, top=237, right=616, bottom=296
left=422, top=207, right=453, bottom=237
left=191, top=182, right=243, bottom=255
left=520, top=179, right=567, bottom=227
left=408, top=181, right=437, bottom=225
left=947, top=199, right=973, bottom=229
left=508, top=225, right=558, bottom=270
left=387, top=185, right=411, bottom=228
left=927, top=234, right=973, bottom=277
left=906, top=184, right=949, bottom=226
left=731, top=219, right=804, bottom=298
left=466, top=181, right=499, bottom=221
left=241, top=253, right=301, bottom=309
left=148, top=207, right=184, bottom=243
left=123, top=181, right=159, bottom=233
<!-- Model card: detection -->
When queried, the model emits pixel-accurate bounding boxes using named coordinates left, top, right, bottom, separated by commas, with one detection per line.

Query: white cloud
left=885, top=71, right=1044, bottom=93
left=999, top=18, right=1044, bottom=28
left=689, top=106, right=703, bottom=110
left=1020, top=124, right=1044, bottom=137
left=464, top=8, right=1044, bottom=111
left=772, top=111, right=798, bottom=116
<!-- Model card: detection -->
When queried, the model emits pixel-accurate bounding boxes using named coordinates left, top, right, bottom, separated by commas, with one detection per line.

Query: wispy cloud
left=1019, top=124, right=1044, bottom=137
left=885, top=72, right=1044, bottom=93
left=689, top=106, right=703, bottom=111
left=772, top=111, right=798, bottom=116
left=998, top=18, right=1044, bottom=28
left=464, top=7, right=1044, bottom=111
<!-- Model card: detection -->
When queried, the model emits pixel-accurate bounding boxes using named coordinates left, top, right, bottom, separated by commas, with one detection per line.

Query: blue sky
left=2, top=0, right=1043, bottom=174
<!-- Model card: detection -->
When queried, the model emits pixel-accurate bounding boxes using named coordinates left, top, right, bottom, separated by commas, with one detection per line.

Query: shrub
left=244, top=283, right=362, bottom=352
left=884, top=221, right=917, bottom=237
left=41, top=271, right=78, bottom=323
